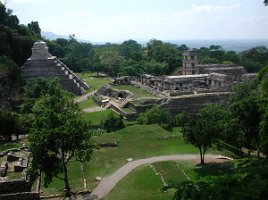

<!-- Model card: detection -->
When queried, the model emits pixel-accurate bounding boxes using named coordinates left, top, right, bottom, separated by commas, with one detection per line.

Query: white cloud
left=188, top=4, right=241, bottom=14
left=0, top=0, right=34, bottom=4
left=63, top=12, right=90, bottom=18
left=38, top=2, right=266, bottom=42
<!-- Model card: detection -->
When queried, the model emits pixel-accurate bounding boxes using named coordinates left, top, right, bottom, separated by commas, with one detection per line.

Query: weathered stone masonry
left=21, top=41, right=89, bottom=95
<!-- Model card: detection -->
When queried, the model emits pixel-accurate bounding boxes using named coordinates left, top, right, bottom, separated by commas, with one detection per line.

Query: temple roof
left=29, top=41, right=53, bottom=60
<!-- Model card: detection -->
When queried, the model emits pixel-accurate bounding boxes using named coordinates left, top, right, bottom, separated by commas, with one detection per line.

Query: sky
left=1, top=0, right=268, bottom=42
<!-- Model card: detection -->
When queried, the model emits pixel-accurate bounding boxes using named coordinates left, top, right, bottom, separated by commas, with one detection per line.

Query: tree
left=28, top=82, right=92, bottom=198
left=258, top=65, right=268, bottom=155
left=230, top=95, right=264, bottom=156
left=146, top=39, right=181, bottom=74
left=172, top=181, right=210, bottom=200
left=137, top=106, right=173, bottom=130
left=260, top=107, right=268, bottom=155
left=0, top=109, right=20, bottom=141
left=27, top=21, right=41, bottom=37
left=183, top=105, right=224, bottom=164
left=174, top=111, right=191, bottom=132
left=240, top=46, right=268, bottom=72
left=0, top=55, right=21, bottom=109
left=120, top=39, right=142, bottom=61
left=101, top=112, right=125, bottom=133
left=143, top=60, right=167, bottom=76
left=21, top=78, right=60, bottom=113
left=258, top=64, right=268, bottom=98
left=118, top=59, right=144, bottom=77
left=99, top=51, right=124, bottom=77
left=228, top=80, right=266, bottom=156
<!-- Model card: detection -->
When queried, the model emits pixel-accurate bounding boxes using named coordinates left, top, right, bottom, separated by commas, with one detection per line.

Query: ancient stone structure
left=21, top=41, right=89, bottom=95
left=131, top=50, right=255, bottom=95
left=0, top=148, right=38, bottom=200
left=96, top=84, right=134, bottom=100
left=106, top=50, right=257, bottom=119
left=182, top=50, right=199, bottom=75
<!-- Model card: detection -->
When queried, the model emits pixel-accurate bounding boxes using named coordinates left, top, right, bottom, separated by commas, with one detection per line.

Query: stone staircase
left=21, top=41, right=89, bottom=95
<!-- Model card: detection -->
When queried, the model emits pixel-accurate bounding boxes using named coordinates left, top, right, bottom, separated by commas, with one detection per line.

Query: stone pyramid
left=21, top=41, right=89, bottom=95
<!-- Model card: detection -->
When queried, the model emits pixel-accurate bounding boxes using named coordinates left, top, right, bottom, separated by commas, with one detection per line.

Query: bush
left=137, top=106, right=173, bottom=130
left=101, top=113, right=125, bottom=133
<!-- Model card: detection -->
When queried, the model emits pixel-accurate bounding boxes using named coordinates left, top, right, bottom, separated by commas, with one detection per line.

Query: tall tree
left=228, top=80, right=265, bottom=156
left=28, top=81, right=92, bottom=198
left=137, top=106, right=173, bottom=130
left=120, top=39, right=142, bottom=61
left=183, top=105, right=224, bottom=164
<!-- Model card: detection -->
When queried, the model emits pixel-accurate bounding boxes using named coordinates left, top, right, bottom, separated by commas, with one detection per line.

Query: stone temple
left=21, top=41, right=89, bottom=95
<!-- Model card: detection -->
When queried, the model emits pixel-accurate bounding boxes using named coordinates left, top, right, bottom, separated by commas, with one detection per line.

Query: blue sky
left=2, top=0, right=268, bottom=42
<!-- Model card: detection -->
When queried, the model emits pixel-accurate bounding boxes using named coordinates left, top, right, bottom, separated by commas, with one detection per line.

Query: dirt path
left=75, top=90, right=97, bottom=103
left=83, top=107, right=105, bottom=113
left=86, top=154, right=224, bottom=200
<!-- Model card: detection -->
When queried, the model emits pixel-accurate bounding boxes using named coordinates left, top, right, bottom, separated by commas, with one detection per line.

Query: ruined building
left=21, top=41, right=89, bottom=95
left=130, top=50, right=256, bottom=95
left=106, top=50, right=256, bottom=118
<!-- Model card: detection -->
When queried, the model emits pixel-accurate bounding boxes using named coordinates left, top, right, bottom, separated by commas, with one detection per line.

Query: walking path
left=83, top=107, right=105, bottom=113
left=74, top=90, right=97, bottom=103
left=86, top=154, right=223, bottom=200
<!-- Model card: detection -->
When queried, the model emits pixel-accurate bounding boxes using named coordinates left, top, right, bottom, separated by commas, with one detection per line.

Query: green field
left=112, top=85, right=156, bottom=98
left=84, top=125, right=198, bottom=190
left=78, top=96, right=98, bottom=109
left=0, top=141, right=23, bottom=152
left=41, top=161, right=83, bottom=196
left=153, top=161, right=188, bottom=185
left=105, top=165, right=175, bottom=200
left=76, top=72, right=112, bottom=93
left=105, top=160, right=235, bottom=200
left=122, top=107, right=136, bottom=113
left=41, top=124, right=195, bottom=195
left=83, top=110, right=114, bottom=126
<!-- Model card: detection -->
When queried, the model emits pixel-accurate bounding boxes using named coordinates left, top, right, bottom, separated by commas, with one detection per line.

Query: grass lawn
left=105, top=160, right=235, bottom=200
left=0, top=140, right=23, bottom=152
left=82, top=110, right=114, bottom=126
left=41, top=124, right=224, bottom=196
left=153, top=161, right=188, bottom=185
left=105, top=165, right=175, bottom=200
left=7, top=171, right=22, bottom=179
left=112, top=85, right=156, bottom=98
left=122, top=107, right=135, bottom=113
left=41, top=161, right=84, bottom=196
left=78, top=96, right=98, bottom=109
left=84, top=124, right=198, bottom=190
left=76, top=72, right=112, bottom=93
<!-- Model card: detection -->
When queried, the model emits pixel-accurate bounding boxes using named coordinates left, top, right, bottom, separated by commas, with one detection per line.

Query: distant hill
left=41, top=31, right=91, bottom=43
left=41, top=31, right=268, bottom=52
left=41, top=31, right=69, bottom=40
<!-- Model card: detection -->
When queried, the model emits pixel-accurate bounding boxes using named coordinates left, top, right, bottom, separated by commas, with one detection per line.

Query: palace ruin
left=96, top=50, right=256, bottom=119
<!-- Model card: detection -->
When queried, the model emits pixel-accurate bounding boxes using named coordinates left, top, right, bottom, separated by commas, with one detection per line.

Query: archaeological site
left=95, top=50, right=256, bottom=119
left=21, top=41, right=89, bottom=95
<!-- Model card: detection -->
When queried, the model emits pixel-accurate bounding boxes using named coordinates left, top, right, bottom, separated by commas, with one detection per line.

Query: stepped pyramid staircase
left=21, top=41, right=89, bottom=95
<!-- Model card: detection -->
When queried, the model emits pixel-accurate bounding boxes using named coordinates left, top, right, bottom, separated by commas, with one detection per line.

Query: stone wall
left=110, top=104, right=137, bottom=120
left=160, top=92, right=230, bottom=116
left=96, top=85, right=134, bottom=99
left=126, top=92, right=229, bottom=116
left=201, top=66, right=246, bottom=81
left=0, top=180, right=32, bottom=194
left=0, top=192, right=39, bottom=200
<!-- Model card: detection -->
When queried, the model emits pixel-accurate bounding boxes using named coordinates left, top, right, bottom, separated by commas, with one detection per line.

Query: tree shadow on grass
left=194, top=162, right=235, bottom=178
